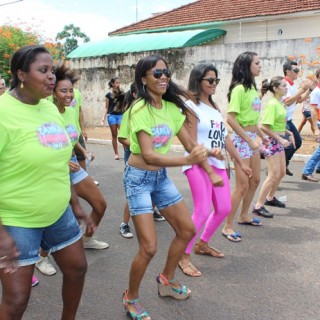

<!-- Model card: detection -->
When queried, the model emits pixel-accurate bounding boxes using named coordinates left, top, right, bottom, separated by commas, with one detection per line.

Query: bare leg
left=122, top=202, right=130, bottom=224
left=298, top=118, right=307, bottom=133
left=74, top=176, right=107, bottom=237
left=266, top=152, right=286, bottom=200
left=239, top=152, right=261, bottom=221
left=0, top=265, right=34, bottom=320
left=52, top=239, right=87, bottom=320
left=127, top=213, right=156, bottom=300
left=159, top=201, right=195, bottom=283
left=307, top=118, right=315, bottom=134
left=109, top=124, right=119, bottom=158
left=223, top=158, right=250, bottom=235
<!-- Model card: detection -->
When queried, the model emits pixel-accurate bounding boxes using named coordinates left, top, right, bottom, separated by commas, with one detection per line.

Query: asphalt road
left=2, top=143, right=320, bottom=320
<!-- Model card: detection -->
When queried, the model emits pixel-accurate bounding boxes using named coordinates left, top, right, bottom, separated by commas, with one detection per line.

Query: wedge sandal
left=122, top=290, right=151, bottom=320
left=156, top=273, right=191, bottom=300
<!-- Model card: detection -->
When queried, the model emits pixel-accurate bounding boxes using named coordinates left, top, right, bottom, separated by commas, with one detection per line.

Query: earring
left=143, top=84, right=147, bottom=92
left=20, top=81, right=24, bottom=89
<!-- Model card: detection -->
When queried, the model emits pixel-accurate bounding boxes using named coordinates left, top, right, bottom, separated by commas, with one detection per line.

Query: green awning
left=67, top=29, right=226, bottom=59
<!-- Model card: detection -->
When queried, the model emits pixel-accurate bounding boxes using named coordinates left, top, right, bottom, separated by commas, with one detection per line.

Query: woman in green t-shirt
left=222, top=52, right=269, bottom=242
left=253, top=77, right=292, bottom=215
left=122, top=54, right=222, bottom=320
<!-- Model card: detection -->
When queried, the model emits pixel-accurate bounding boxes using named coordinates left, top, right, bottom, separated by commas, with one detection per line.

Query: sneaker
left=31, top=275, right=39, bottom=287
left=264, top=197, right=286, bottom=208
left=153, top=208, right=166, bottom=221
left=82, top=236, right=109, bottom=249
left=301, top=174, right=319, bottom=182
left=286, top=167, right=293, bottom=176
left=119, top=223, right=134, bottom=239
left=252, top=206, right=273, bottom=218
left=36, top=256, right=57, bottom=276
left=94, top=180, right=99, bottom=186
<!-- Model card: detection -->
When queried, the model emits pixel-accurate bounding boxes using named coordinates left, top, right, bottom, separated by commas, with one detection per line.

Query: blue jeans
left=285, top=120, right=302, bottom=167
left=3, top=206, right=82, bottom=266
left=302, top=145, right=320, bottom=175
left=123, top=165, right=182, bottom=216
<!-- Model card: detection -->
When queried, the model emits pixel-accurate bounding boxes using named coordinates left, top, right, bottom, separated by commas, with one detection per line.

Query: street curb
left=87, top=138, right=311, bottom=161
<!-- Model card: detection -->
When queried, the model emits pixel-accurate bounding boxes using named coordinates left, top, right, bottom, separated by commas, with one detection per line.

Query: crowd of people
left=0, top=44, right=319, bottom=320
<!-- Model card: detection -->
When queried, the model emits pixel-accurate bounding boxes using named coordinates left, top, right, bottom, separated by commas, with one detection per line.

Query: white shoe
left=82, top=236, right=109, bottom=249
left=119, top=223, right=134, bottom=239
left=36, top=256, right=57, bottom=276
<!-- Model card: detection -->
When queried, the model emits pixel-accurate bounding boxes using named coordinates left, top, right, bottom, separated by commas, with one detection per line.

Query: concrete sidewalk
left=85, top=126, right=319, bottom=161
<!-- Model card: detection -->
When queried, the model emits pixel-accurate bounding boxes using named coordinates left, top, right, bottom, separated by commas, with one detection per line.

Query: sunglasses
left=202, top=77, right=220, bottom=85
left=146, top=69, right=171, bottom=79
left=293, top=68, right=300, bottom=73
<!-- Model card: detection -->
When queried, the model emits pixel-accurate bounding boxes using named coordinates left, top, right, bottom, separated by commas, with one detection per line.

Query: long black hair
left=227, top=51, right=258, bottom=102
left=10, top=45, right=50, bottom=90
left=134, top=54, right=190, bottom=115
left=188, top=63, right=218, bottom=109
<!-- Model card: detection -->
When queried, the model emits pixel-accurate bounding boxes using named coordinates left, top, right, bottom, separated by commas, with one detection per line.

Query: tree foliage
left=56, top=24, right=90, bottom=56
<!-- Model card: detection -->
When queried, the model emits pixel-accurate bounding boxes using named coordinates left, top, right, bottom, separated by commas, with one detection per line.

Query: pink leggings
left=185, top=164, right=231, bottom=254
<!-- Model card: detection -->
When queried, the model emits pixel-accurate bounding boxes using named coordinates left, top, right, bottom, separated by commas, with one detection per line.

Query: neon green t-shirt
left=0, top=92, right=72, bottom=227
left=228, top=84, right=261, bottom=127
left=60, top=107, right=79, bottom=147
left=129, top=99, right=186, bottom=154
left=261, top=97, right=287, bottom=132
left=118, top=109, right=130, bottom=139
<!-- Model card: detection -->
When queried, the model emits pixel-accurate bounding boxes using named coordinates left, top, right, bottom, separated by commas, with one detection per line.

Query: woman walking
left=179, top=63, right=252, bottom=277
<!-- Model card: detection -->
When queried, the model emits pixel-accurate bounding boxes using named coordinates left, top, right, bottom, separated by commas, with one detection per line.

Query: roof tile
left=110, top=0, right=320, bottom=35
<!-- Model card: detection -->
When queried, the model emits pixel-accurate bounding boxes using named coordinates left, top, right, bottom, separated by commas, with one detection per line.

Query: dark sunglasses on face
left=202, top=77, right=220, bottom=85
left=147, top=69, right=171, bottom=79
left=293, top=68, right=300, bottom=73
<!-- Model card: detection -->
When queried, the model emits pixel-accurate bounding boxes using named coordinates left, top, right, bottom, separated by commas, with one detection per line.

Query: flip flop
left=222, top=231, right=241, bottom=242
left=238, top=218, right=262, bottom=226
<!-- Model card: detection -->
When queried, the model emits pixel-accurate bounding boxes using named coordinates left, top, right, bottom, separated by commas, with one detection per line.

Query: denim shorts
left=302, top=110, right=312, bottom=119
left=262, top=136, right=285, bottom=157
left=107, top=114, right=123, bottom=126
left=231, top=131, right=259, bottom=159
left=70, top=156, right=88, bottom=185
left=123, top=165, right=182, bottom=216
left=3, top=205, right=82, bottom=266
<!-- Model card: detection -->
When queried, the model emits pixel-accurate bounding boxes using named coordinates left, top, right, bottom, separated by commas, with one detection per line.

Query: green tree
left=0, top=25, right=39, bottom=82
left=55, top=24, right=90, bottom=56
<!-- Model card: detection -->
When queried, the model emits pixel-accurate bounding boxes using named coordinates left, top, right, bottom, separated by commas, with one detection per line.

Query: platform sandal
left=156, top=273, right=191, bottom=300
left=122, top=290, right=151, bottom=320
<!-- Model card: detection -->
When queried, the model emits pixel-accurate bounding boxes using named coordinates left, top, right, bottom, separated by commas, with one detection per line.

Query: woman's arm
left=118, top=137, right=130, bottom=148
left=225, top=135, right=252, bottom=177
left=101, top=97, right=110, bottom=125
left=227, top=112, right=260, bottom=151
left=260, top=124, right=290, bottom=148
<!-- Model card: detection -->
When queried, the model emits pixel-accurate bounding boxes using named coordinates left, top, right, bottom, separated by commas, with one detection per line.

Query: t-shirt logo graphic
left=252, top=97, right=261, bottom=112
left=65, top=124, right=79, bottom=144
left=152, top=124, right=172, bottom=149
left=37, top=123, right=70, bottom=149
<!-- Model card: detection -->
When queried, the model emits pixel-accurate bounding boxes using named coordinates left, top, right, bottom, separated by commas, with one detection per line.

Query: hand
left=300, top=78, right=317, bottom=91
left=288, top=134, right=296, bottom=149
left=100, top=120, right=105, bottom=126
left=187, top=144, right=208, bottom=165
left=240, top=163, right=252, bottom=178
left=248, top=139, right=261, bottom=153
left=0, top=227, right=19, bottom=274
left=82, top=131, right=88, bottom=142
left=280, top=138, right=290, bottom=148
left=261, top=135, right=269, bottom=146
left=71, top=204, right=97, bottom=235
left=209, top=148, right=225, bottom=161
left=208, top=172, right=224, bottom=187
left=68, top=160, right=81, bottom=173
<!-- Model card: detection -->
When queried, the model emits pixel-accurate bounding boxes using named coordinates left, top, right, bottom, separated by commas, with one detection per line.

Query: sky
left=0, top=0, right=195, bottom=42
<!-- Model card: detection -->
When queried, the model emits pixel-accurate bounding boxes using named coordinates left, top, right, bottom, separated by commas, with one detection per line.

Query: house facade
left=68, top=0, right=320, bottom=132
